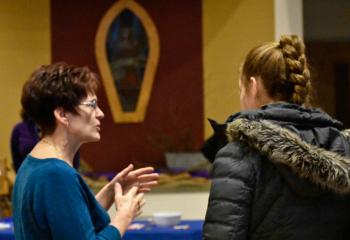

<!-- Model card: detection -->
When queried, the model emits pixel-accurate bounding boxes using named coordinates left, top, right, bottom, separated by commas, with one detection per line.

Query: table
left=0, top=218, right=203, bottom=240
left=124, top=220, right=203, bottom=240
left=0, top=217, right=14, bottom=240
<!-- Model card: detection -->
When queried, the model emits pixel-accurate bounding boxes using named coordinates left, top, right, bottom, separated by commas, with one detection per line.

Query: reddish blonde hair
left=241, top=35, right=311, bottom=106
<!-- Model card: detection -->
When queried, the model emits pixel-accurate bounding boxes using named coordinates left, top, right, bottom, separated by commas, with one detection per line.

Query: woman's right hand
left=111, top=182, right=145, bottom=236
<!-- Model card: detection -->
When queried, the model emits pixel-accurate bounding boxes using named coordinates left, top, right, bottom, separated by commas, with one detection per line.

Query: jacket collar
left=227, top=118, right=350, bottom=194
left=226, top=102, right=343, bottom=129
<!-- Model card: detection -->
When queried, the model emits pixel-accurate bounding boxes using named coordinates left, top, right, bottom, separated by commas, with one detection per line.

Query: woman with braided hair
left=203, top=35, right=350, bottom=239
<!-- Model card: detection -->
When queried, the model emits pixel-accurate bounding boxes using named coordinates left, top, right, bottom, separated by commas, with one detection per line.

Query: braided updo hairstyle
left=241, top=35, right=312, bottom=106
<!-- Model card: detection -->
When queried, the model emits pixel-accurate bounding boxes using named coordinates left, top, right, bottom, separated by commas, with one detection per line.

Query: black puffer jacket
left=203, top=103, right=350, bottom=240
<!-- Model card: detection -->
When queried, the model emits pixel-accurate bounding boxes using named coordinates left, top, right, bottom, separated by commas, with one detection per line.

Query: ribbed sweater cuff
left=99, top=225, right=122, bottom=240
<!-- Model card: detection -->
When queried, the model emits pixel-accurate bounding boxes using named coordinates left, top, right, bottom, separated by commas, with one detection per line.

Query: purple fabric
left=10, top=120, right=81, bottom=172
left=10, top=120, right=39, bottom=172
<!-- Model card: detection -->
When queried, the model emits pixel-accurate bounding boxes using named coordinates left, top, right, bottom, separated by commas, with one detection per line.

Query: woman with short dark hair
left=13, top=62, right=158, bottom=240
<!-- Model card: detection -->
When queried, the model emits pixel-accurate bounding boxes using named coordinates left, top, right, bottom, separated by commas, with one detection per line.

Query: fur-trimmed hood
left=226, top=118, right=350, bottom=194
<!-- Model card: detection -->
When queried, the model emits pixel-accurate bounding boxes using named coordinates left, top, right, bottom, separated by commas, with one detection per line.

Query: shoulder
left=28, top=159, right=80, bottom=186
left=11, top=122, right=24, bottom=138
left=12, top=121, right=29, bottom=133
left=30, top=160, right=89, bottom=201
left=47, top=160, right=78, bottom=179
left=213, top=141, right=261, bottom=184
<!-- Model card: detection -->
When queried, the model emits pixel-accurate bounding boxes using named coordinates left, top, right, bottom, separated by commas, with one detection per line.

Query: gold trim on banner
left=95, top=0, right=160, bottom=123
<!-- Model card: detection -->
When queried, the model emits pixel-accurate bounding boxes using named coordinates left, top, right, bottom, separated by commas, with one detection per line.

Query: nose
left=96, top=106, right=104, bottom=119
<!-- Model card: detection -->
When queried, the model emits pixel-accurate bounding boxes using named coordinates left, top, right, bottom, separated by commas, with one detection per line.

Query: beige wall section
left=203, top=0, right=274, bottom=138
left=274, top=0, right=303, bottom=40
left=109, top=192, right=209, bottom=220
left=0, top=1, right=50, bottom=168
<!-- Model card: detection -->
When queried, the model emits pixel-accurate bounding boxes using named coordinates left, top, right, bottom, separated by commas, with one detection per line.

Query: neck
left=41, top=133, right=80, bottom=167
left=257, top=92, right=275, bottom=108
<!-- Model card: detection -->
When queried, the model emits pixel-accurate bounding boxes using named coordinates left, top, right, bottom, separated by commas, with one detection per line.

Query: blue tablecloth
left=0, top=218, right=203, bottom=240
left=0, top=217, right=14, bottom=240
left=124, top=220, right=203, bottom=240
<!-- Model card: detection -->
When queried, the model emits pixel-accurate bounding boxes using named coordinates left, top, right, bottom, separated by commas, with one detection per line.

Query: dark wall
left=306, top=42, right=350, bottom=128
left=51, top=0, right=203, bottom=172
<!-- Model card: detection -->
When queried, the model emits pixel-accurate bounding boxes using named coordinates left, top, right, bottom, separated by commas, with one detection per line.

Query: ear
left=208, top=118, right=226, bottom=137
left=248, top=76, right=259, bottom=96
left=202, top=119, right=228, bottom=163
left=53, top=107, right=69, bottom=126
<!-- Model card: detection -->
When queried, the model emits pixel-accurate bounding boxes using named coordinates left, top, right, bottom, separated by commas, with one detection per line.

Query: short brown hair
left=241, top=35, right=311, bottom=106
left=21, top=62, right=99, bottom=136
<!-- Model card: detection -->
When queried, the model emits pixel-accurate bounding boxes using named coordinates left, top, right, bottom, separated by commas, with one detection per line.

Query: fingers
left=118, top=164, right=134, bottom=178
left=121, top=169, right=158, bottom=191
left=114, top=182, right=123, bottom=199
left=138, top=188, right=151, bottom=193
left=135, top=193, right=145, bottom=214
left=135, top=192, right=145, bottom=203
left=137, top=181, right=158, bottom=193
left=130, top=167, right=155, bottom=177
left=128, top=185, right=140, bottom=197
left=137, top=174, right=159, bottom=191
left=139, top=199, right=146, bottom=209
left=113, top=182, right=147, bottom=223
left=137, top=173, right=159, bottom=182
left=110, top=164, right=134, bottom=184
left=140, top=181, right=158, bottom=188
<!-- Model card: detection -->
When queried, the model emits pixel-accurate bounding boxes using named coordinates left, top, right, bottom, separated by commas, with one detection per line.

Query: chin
left=92, top=135, right=101, bottom=142
left=85, top=134, right=101, bottom=143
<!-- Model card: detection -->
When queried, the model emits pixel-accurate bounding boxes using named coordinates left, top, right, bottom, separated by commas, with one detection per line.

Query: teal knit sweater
left=12, top=155, right=121, bottom=240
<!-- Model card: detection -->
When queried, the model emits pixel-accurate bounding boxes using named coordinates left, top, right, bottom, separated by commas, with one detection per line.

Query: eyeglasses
left=80, top=99, right=98, bottom=110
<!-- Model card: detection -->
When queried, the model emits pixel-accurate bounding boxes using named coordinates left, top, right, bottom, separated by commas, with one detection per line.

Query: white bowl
left=152, top=212, right=181, bottom=227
